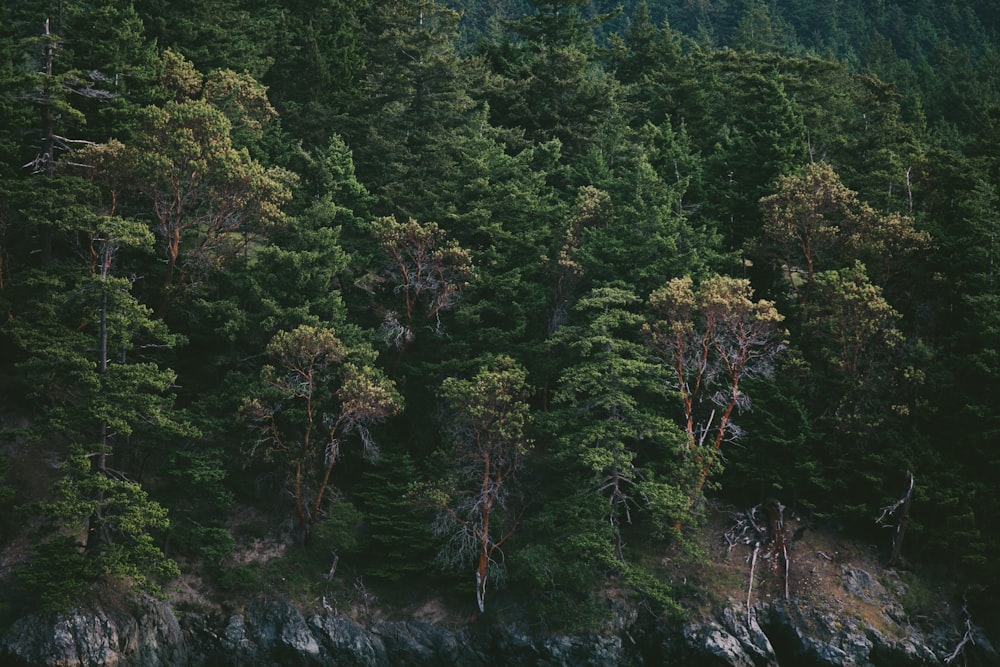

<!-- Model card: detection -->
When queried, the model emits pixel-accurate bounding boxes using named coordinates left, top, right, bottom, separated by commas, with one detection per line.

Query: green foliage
left=733, top=2, right=799, bottom=55
left=133, top=0, right=275, bottom=78
left=261, top=0, right=370, bottom=146
left=3, top=0, right=1000, bottom=621
left=183, top=526, right=236, bottom=568
left=243, top=324, right=401, bottom=543
left=645, top=275, right=786, bottom=523
left=355, top=450, right=437, bottom=581
left=550, top=285, right=687, bottom=555
left=19, top=535, right=95, bottom=612
left=511, top=503, right=618, bottom=631
left=435, top=356, right=532, bottom=612
left=23, top=447, right=178, bottom=611
left=723, top=353, right=815, bottom=508
left=167, top=446, right=234, bottom=510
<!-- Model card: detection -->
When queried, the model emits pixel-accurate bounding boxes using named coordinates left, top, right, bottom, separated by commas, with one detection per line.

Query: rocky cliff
left=2, top=563, right=997, bottom=667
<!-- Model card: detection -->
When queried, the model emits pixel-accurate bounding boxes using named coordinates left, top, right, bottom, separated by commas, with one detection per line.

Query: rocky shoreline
left=3, top=564, right=997, bottom=666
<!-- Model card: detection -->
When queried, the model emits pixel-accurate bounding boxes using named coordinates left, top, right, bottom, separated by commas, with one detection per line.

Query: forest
left=0, top=0, right=998, bottom=636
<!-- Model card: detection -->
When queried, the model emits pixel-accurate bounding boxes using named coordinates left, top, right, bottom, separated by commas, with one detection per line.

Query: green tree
left=793, top=262, right=920, bottom=529
left=110, top=51, right=294, bottom=315
left=733, top=1, right=799, bottom=54
left=550, top=286, right=686, bottom=559
left=482, top=0, right=621, bottom=163
left=514, top=0, right=618, bottom=49
left=445, top=138, right=563, bottom=368
left=347, top=0, right=486, bottom=219
left=756, top=161, right=929, bottom=306
left=571, top=121, right=717, bottom=291
left=243, top=324, right=402, bottom=544
left=433, top=357, right=532, bottom=614
left=6, top=144, right=190, bottom=607
left=0, top=3, right=144, bottom=272
left=133, top=0, right=274, bottom=77
left=644, top=275, right=786, bottom=527
left=369, top=216, right=475, bottom=372
left=355, top=450, right=437, bottom=581
left=23, top=447, right=179, bottom=611
left=261, top=0, right=370, bottom=147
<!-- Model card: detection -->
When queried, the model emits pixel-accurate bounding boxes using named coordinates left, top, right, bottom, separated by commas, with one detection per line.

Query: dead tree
left=724, top=500, right=792, bottom=612
left=876, top=471, right=914, bottom=566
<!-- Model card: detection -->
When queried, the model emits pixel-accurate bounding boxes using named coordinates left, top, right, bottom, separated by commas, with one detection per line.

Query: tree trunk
left=87, top=285, right=110, bottom=554
left=475, top=552, right=488, bottom=614
left=887, top=472, right=914, bottom=566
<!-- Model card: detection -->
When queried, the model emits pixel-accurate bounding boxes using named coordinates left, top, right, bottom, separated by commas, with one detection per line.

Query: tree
left=789, top=261, right=924, bottom=531
left=544, top=186, right=608, bottom=339
left=644, top=275, right=786, bottom=527
left=369, top=215, right=474, bottom=371
left=355, top=449, right=437, bottom=581
left=608, top=1, right=664, bottom=88
left=433, top=357, right=532, bottom=615
left=482, top=0, right=621, bottom=162
left=570, top=121, right=717, bottom=292
left=23, top=447, right=179, bottom=611
left=800, top=262, right=905, bottom=442
left=515, top=0, right=618, bottom=50
left=756, top=161, right=928, bottom=305
left=347, top=0, right=485, bottom=219
left=733, top=1, right=799, bottom=55
left=0, top=3, right=149, bottom=273
left=6, top=140, right=191, bottom=607
left=261, top=0, right=370, bottom=146
left=243, top=324, right=402, bottom=544
left=132, top=0, right=274, bottom=78
left=696, top=59, right=808, bottom=253
left=119, top=51, right=293, bottom=314
left=550, top=286, right=686, bottom=560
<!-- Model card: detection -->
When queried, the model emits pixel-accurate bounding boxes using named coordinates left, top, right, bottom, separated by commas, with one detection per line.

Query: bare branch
left=747, top=541, right=760, bottom=614
left=876, top=471, right=914, bottom=565
left=944, top=600, right=979, bottom=665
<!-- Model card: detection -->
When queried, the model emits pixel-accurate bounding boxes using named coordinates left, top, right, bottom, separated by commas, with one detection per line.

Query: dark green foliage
left=510, top=497, right=619, bottom=631
left=354, top=450, right=437, bottom=581
left=3, top=0, right=1000, bottom=628
left=549, top=286, right=687, bottom=555
left=22, top=447, right=179, bottom=611
left=19, top=534, right=96, bottom=612
left=132, top=0, right=275, bottom=78
left=0, top=457, right=17, bottom=541
left=722, top=353, right=815, bottom=510
left=261, top=0, right=370, bottom=146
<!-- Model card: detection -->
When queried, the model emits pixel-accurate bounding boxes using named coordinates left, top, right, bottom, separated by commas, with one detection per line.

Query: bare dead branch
left=876, top=471, right=914, bottom=524
left=324, top=552, right=340, bottom=582
left=726, top=502, right=792, bottom=609
left=944, top=600, right=978, bottom=664
left=747, top=541, right=760, bottom=614
left=782, top=539, right=790, bottom=600
left=876, top=471, right=914, bottom=565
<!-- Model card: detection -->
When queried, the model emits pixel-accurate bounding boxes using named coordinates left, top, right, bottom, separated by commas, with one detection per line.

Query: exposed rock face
left=0, top=595, right=188, bottom=667
left=651, top=561, right=1000, bottom=667
left=680, top=605, right=778, bottom=667
left=2, top=578, right=997, bottom=666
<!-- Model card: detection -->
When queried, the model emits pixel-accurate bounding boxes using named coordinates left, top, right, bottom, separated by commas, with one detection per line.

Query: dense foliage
left=1, top=0, right=998, bottom=632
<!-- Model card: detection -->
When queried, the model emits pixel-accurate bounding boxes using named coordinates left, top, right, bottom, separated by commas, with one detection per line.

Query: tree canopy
left=1, top=0, right=998, bottom=635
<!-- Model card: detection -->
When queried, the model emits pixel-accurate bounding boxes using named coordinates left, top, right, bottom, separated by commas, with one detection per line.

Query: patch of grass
left=895, top=570, right=945, bottom=620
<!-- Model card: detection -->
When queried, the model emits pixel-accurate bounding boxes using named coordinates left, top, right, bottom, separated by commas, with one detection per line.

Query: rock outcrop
left=2, top=564, right=997, bottom=667
left=1, top=594, right=188, bottom=667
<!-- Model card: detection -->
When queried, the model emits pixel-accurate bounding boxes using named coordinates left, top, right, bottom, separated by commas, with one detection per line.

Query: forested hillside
left=1, top=0, right=998, bottom=637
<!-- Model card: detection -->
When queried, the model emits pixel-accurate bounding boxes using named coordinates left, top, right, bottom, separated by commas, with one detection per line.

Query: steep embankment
left=2, top=505, right=997, bottom=666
